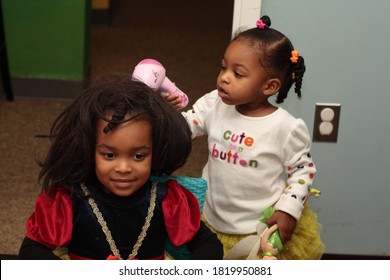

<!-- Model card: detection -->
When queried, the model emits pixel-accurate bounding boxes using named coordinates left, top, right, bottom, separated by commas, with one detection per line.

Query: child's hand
left=161, top=92, right=183, bottom=109
left=266, top=210, right=296, bottom=244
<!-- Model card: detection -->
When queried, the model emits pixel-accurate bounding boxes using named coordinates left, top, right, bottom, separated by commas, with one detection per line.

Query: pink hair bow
left=256, top=19, right=266, bottom=29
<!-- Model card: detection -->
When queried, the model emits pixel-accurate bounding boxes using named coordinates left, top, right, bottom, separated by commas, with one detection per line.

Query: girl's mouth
left=111, top=178, right=135, bottom=188
left=218, top=87, right=229, bottom=98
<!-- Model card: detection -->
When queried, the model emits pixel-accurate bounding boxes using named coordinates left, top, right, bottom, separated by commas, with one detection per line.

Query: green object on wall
left=2, top=0, right=91, bottom=80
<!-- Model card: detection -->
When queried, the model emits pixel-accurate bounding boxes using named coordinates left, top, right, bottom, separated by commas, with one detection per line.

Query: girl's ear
left=263, top=78, right=281, bottom=96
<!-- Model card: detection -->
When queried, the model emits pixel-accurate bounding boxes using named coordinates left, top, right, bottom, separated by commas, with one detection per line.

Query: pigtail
left=256, top=15, right=271, bottom=29
left=292, top=56, right=305, bottom=99
left=275, top=49, right=306, bottom=103
left=275, top=82, right=291, bottom=104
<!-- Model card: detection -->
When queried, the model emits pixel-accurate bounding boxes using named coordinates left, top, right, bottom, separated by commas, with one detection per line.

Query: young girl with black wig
left=19, top=73, right=223, bottom=260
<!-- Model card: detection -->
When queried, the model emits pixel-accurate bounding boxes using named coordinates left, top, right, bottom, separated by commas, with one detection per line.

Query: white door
left=232, top=0, right=262, bottom=37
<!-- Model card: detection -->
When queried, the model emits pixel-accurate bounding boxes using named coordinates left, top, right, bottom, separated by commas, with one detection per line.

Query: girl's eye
left=221, top=65, right=226, bottom=71
left=103, top=153, right=116, bottom=159
left=234, top=72, right=243, bottom=78
left=133, top=154, right=145, bottom=161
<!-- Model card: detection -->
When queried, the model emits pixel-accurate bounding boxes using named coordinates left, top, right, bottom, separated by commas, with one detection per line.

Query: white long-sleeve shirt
left=182, top=90, right=316, bottom=234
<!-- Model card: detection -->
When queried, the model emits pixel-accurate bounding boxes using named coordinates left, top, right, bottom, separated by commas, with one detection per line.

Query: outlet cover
left=313, top=103, right=341, bottom=142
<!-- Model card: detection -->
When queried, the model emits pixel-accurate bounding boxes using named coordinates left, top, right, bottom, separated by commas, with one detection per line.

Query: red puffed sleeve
left=162, top=180, right=201, bottom=246
left=26, top=187, right=73, bottom=249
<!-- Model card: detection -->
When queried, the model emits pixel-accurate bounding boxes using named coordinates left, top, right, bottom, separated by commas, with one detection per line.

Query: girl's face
left=95, top=117, right=153, bottom=197
left=217, top=40, right=277, bottom=115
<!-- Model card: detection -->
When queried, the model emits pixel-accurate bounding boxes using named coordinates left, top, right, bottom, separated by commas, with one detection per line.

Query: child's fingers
left=162, top=93, right=182, bottom=109
left=278, top=228, right=292, bottom=244
left=162, top=92, right=178, bottom=101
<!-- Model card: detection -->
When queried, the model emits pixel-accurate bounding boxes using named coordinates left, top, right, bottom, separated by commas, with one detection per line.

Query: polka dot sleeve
left=275, top=119, right=317, bottom=220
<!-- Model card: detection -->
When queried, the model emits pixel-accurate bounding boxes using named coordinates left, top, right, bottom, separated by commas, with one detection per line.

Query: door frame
left=232, top=0, right=262, bottom=38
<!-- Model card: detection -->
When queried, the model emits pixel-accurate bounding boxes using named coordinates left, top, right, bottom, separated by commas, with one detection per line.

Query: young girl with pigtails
left=165, top=15, right=325, bottom=259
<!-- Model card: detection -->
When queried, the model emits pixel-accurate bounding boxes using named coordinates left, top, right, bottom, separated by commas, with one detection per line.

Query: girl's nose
left=115, top=159, right=132, bottom=173
left=219, top=71, right=230, bottom=83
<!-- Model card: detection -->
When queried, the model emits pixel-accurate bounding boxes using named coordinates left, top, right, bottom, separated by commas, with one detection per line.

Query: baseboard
left=11, top=77, right=85, bottom=100
left=322, top=253, right=390, bottom=260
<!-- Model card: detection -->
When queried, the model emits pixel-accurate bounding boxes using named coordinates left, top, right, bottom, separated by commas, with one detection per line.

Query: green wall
left=2, top=0, right=91, bottom=80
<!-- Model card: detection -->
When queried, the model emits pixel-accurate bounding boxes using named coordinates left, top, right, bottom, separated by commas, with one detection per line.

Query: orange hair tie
left=290, top=50, right=300, bottom=63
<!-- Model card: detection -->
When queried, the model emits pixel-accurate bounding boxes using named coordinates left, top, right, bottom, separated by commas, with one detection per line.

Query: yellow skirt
left=204, top=205, right=325, bottom=260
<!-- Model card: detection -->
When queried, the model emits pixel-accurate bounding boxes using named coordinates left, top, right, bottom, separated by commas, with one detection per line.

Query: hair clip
left=256, top=19, right=266, bottom=29
left=290, top=50, right=300, bottom=63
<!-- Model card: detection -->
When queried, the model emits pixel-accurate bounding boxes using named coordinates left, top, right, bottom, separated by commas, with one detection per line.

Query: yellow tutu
left=279, top=204, right=325, bottom=260
left=204, top=205, right=325, bottom=260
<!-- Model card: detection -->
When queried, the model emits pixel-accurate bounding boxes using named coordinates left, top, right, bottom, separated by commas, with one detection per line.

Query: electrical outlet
left=313, top=103, right=341, bottom=142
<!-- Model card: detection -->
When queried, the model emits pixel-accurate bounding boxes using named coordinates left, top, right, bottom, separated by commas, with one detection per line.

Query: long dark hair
left=233, top=15, right=306, bottom=104
left=38, top=72, right=192, bottom=194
